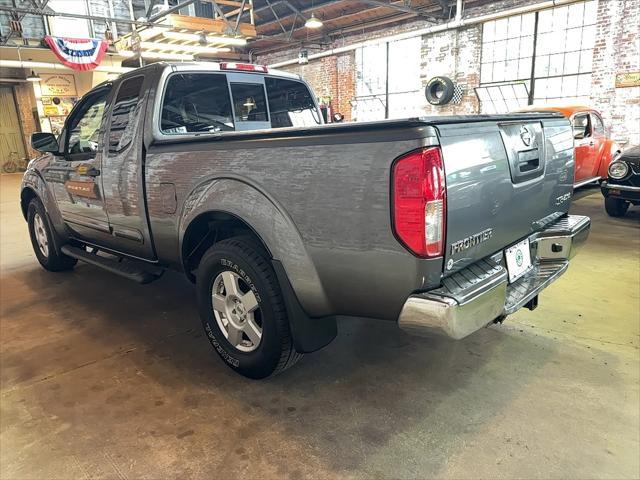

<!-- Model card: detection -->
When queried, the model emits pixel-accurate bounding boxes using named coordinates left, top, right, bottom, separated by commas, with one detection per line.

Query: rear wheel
left=27, top=198, right=77, bottom=271
left=604, top=196, right=629, bottom=217
left=196, top=237, right=302, bottom=379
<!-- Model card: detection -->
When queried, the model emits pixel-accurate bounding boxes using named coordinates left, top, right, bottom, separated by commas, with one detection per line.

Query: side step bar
left=61, top=245, right=163, bottom=284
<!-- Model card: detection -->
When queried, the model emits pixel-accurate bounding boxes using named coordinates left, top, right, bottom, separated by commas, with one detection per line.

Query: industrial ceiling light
left=26, top=70, right=41, bottom=82
left=305, top=13, right=323, bottom=29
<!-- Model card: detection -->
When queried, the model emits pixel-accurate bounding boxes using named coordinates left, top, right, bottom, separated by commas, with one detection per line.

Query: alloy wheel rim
left=211, top=270, right=262, bottom=352
left=33, top=213, right=49, bottom=258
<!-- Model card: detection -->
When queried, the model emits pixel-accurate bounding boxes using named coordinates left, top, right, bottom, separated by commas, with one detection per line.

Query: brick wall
left=256, top=0, right=533, bottom=121
left=590, top=0, right=640, bottom=146
left=277, top=52, right=356, bottom=121
left=419, top=24, right=482, bottom=115
left=257, top=0, right=639, bottom=146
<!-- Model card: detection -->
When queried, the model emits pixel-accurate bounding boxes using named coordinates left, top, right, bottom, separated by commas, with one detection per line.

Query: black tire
left=604, top=196, right=629, bottom=217
left=425, top=76, right=455, bottom=105
left=196, top=237, right=302, bottom=379
left=27, top=198, right=77, bottom=272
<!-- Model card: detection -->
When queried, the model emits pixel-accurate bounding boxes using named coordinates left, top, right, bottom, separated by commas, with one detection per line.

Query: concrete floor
left=1, top=172, right=638, bottom=480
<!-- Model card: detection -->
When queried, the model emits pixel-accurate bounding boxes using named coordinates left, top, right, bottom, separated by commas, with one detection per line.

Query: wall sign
left=40, top=74, right=77, bottom=97
left=42, top=96, right=76, bottom=116
left=615, top=72, right=640, bottom=88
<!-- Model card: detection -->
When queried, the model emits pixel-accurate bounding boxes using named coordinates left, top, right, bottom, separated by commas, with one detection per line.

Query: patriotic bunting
left=44, top=36, right=108, bottom=71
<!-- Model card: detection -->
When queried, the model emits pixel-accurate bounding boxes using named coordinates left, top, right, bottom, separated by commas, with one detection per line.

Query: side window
left=591, top=113, right=605, bottom=137
left=161, top=73, right=234, bottom=134
left=229, top=83, right=268, bottom=123
left=265, top=77, right=321, bottom=128
left=572, top=113, right=590, bottom=140
left=109, top=76, right=144, bottom=153
left=67, top=89, right=109, bottom=158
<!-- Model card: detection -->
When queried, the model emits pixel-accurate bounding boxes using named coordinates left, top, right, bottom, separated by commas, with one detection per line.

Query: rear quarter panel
left=146, top=125, right=444, bottom=319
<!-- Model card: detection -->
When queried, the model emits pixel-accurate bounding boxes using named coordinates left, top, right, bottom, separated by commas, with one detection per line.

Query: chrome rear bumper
left=398, top=215, right=590, bottom=340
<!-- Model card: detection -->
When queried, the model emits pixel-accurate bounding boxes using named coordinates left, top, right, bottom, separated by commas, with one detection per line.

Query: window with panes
left=479, top=0, right=598, bottom=112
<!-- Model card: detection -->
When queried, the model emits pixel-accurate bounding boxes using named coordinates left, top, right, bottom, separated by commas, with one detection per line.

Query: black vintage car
left=601, top=145, right=640, bottom=217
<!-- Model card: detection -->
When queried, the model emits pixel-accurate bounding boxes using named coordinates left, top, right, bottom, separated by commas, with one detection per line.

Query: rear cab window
left=265, top=77, right=322, bottom=128
left=230, top=83, right=268, bottom=123
left=159, top=70, right=321, bottom=136
left=161, top=73, right=234, bottom=134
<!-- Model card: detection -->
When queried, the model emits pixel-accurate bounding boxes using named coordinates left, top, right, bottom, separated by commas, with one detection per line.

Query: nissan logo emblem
left=520, top=125, right=533, bottom=147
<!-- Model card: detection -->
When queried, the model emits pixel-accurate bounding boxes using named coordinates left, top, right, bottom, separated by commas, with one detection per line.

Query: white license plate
left=505, top=238, right=532, bottom=283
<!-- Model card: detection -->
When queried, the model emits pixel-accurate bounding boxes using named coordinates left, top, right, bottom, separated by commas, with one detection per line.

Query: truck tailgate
left=436, top=115, right=574, bottom=273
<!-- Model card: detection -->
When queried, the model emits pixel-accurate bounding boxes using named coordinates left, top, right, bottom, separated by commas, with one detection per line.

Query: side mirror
left=332, top=112, right=345, bottom=123
left=31, top=132, right=59, bottom=154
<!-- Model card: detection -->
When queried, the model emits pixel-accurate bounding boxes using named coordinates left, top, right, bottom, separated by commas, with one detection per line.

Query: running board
left=61, top=245, right=163, bottom=284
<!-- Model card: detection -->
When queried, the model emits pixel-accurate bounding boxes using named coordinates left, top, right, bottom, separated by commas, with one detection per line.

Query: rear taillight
left=392, top=146, right=446, bottom=257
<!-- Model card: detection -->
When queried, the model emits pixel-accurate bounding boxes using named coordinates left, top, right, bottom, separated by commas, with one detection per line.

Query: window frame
left=153, top=67, right=322, bottom=140
left=590, top=111, right=605, bottom=137
left=229, top=81, right=270, bottom=124
left=64, top=85, right=111, bottom=162
left=159, top=71, right=235, bottom=136
left=107, top=74, right=145, bottom=155
left=264, top=76, right=323, bottom=128
left=571, top=112, right=592, bottom=140
left=478, top=0, right=597, bottom=112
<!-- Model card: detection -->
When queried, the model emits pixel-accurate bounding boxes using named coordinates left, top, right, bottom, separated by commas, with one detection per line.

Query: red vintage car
left=517, top=106, right=621, bottom=188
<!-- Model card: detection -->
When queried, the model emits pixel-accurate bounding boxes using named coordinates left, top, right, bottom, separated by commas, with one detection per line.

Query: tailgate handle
left=517, top=149, right=540, bottom=173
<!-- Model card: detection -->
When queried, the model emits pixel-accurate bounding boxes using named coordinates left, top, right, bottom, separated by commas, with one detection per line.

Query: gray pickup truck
left=22, top=62, right=590, bottom=379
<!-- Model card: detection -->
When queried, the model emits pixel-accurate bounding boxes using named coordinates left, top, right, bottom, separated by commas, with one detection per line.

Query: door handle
left=86, top=167, right=101, bottom=177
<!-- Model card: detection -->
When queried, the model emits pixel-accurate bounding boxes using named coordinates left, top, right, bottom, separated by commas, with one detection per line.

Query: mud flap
left=271, top=259, right=337, bottom=353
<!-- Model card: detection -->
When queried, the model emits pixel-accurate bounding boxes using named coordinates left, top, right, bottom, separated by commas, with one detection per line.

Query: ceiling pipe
left=268, top=0, right=583, bottom=68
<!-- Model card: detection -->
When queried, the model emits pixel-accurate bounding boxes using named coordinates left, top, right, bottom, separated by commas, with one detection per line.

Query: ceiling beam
left=252, top=11, right=418, bottom=52
left=255, top=0, right=448, bottom=42
left=148, top=0, right=199, bottom=22
left=254, top=0, right=350, bottom=33
left=281, top=0, right=307, bottom=19
left=357, top=0, right=431, bottom=18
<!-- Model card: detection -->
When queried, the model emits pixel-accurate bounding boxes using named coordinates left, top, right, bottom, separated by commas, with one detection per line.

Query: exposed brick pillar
left=590, top=0, right=640, bottom=146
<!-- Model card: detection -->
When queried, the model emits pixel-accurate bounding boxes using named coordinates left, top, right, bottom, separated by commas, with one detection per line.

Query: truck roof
left=145, top=61, right=301, bottom=81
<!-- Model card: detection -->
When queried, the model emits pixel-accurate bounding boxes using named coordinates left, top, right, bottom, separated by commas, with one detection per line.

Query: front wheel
left=27, top=198, right=77, bottom=271
left=604, top=196, right=629, bottom=217
left=196, top=238, right=302, bottom=379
